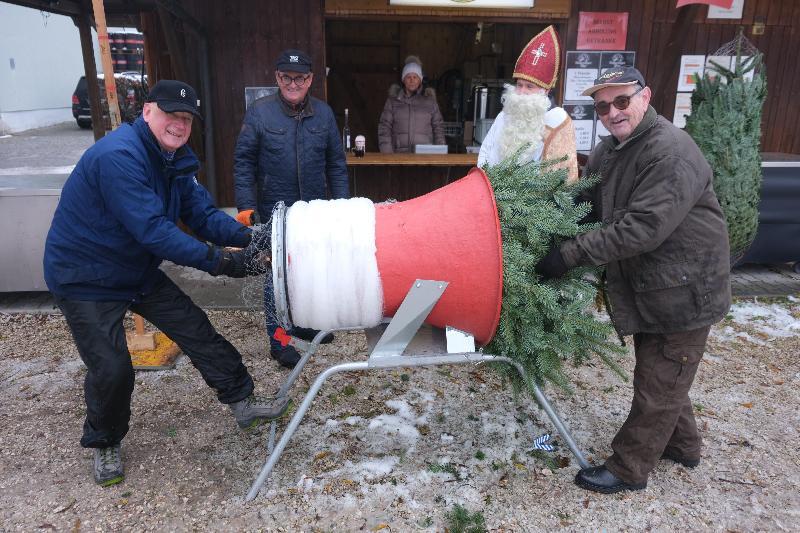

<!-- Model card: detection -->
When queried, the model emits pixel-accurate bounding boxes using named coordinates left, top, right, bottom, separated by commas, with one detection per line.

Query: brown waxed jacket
left=378, top=85, right=445, bottom=153
left=560, top=106, right=731, bottom=336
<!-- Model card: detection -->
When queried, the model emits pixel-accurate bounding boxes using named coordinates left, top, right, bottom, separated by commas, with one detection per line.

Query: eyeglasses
left=277, top=73, right=310, bottom=86
left=594, top=85, right=644, bottom=116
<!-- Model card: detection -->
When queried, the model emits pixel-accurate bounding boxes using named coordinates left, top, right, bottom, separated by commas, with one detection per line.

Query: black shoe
left=271, top=344, right=301, bottom=369
left=574, top=465, right=647, bottom=494
left=661, top=447, right=700, bottom=468
left=291, top=327, right=334, bottom=344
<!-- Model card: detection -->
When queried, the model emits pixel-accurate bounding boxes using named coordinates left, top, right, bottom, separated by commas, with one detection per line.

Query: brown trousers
left=604, top=326, right=711, bottom=484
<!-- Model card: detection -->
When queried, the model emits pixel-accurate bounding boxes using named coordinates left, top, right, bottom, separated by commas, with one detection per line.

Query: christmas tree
left=685, top=33, right=767, bottom=264
left=483, top=153, right=626, bottom=391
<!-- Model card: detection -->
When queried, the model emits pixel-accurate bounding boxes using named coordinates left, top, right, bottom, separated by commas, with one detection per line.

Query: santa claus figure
left=478, top=26, right=578, bottom=183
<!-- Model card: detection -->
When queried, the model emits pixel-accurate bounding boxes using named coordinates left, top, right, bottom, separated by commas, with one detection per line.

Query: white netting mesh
left=240, top=221, right=280, bottom=332
left=707, top=31, right=763, bottom=76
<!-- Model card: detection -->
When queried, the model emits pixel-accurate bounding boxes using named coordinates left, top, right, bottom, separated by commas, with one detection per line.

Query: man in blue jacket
left=44, top=80, right=289, bottom=487
left=234, top=49, right=350, bottom=368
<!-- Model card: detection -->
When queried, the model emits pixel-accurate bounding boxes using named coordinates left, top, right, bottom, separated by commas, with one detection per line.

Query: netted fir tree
left=483, top=153, right=626, bottom=392
left=685, top=36, right=767, bottom=264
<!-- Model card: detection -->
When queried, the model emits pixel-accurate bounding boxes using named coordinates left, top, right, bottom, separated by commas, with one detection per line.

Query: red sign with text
left=577, top=12, right=629, bottom=51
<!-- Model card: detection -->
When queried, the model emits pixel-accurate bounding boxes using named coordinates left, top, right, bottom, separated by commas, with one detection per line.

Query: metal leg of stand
left=247, top=361, right=369, bottom=501
left=247, top=279, right=589, bottom=500
left=245, top=353, right=588, bottom=501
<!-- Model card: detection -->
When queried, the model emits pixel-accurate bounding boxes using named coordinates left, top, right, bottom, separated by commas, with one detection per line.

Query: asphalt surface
left=0, top=121, right=94, bottom=174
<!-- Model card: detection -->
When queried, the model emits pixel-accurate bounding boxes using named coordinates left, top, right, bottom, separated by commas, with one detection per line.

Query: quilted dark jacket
left=233, top=93, right=349, bottom=221
left=44, top=116, right=250, bottom=301
left=560, top=106, right=731, bottom=335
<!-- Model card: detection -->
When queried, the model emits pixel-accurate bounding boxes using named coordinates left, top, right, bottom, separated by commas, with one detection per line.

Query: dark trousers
left=55, top=273, right=254, bottom=448
left=604, top=326, right=711, bottom=484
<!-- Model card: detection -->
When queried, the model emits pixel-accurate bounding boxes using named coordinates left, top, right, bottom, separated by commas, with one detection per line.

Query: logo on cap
left=598, top=69, right=624, bottom=81
left=180, top=88, right=186, bottom=97
left=290, top=55, right=299, bottom=62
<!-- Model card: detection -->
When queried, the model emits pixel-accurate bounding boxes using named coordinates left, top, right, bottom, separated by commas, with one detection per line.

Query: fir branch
left=483, top=151, right=626, bottom=392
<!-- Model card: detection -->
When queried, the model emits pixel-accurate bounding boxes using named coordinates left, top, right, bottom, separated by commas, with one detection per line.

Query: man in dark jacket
left=234, top=49, right=350, bottom=368
left=535, top=67, right=731, bottom=493
left=44, top=80, right=289, bottom=488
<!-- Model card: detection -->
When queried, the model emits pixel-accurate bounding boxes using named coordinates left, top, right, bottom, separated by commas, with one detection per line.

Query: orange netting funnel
left=374, top=168, right=504, bottom=346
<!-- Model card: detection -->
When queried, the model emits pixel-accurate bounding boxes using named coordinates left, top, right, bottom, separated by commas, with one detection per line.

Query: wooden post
left=91, top=0, right=122, bottom=130
left=127, top=314, right=157, bottom=351
left=74, top=12, right=105, bottom=141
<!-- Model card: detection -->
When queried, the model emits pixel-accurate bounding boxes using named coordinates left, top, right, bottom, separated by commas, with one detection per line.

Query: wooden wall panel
left=568, top=0, right=800, bottom=154
left=189, top=0, right=326, bottom=206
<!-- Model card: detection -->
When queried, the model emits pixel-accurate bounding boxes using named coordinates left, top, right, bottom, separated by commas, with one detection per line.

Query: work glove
left=211, top=247, right=248, bottom=278
left=235, top=209, right=258, bottom=227
left=534, top=246, right=568, bottom=280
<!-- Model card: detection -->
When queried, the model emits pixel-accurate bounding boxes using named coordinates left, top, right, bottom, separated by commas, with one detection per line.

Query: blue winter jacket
left=44, top=116, right=251, bottom=301
left=233, top=93, right=349, bottom=221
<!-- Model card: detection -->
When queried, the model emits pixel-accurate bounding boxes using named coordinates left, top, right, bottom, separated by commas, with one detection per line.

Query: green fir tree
left=483, top=153, right=626, bottom=391
left=685, top=41, right=767, bottom=263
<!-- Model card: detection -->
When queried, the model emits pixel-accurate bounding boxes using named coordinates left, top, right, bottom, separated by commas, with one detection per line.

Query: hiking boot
left=271, top=344, right=301, bottom=369
left=292, top=327, right=334, bottom=345
left=93, top=444, right=124, bottom=487
left=661, top=447, right=700, bottom=468
left=229, top=394, right=291, bottom=429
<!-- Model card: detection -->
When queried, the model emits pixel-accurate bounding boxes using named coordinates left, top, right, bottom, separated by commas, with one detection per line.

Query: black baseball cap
left=275, top=49, right=312, bottom=73
left=582, top=66, right=646, bottom=97
left=145, top=80, right=202, bottom=118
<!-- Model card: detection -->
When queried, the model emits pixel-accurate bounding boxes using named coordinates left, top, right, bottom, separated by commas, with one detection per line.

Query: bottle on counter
left=342, top=108, right=352, bottom=154
left=354, top=135, right=366, bottom=158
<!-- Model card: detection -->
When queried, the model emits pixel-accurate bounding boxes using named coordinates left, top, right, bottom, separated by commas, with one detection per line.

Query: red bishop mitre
left=513, top=25, right=561, bottom=90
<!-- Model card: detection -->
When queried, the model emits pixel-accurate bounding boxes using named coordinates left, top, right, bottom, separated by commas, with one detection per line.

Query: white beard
left=498, top=84, right=549, bottom=162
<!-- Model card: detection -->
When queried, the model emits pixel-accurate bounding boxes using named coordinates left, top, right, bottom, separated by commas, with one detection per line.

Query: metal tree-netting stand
left=242, top=204, right=591, bottom=502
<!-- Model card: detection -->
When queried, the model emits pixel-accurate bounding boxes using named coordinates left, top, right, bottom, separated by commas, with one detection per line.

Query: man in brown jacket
left=535, top=67, right=731, bottom=494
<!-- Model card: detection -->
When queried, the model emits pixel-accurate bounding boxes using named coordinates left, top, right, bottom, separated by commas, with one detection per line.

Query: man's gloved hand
left=236, top=209, right=258, bottom=227
left=212, top=248, right=248, bottom=278
left=535, top=246, right=568, bottom=280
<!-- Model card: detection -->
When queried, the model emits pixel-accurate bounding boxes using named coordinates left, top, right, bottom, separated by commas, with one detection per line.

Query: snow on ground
left=710, top=296, right=800, bottom=344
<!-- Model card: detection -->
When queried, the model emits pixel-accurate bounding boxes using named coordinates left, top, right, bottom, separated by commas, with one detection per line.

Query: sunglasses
left=594, top=85, right=644, bottom=116
left=277, top=73, right=310, bottom=86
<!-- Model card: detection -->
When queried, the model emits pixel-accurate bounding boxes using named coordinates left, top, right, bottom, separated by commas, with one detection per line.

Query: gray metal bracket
left=369, top=279, right=447, bottom=359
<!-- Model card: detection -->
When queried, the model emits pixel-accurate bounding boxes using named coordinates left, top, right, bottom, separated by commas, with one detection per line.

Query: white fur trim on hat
left=402, top=62, right=423, bottom=80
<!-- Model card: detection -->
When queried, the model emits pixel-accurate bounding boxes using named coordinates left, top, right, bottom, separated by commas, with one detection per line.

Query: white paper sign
left=565, top=68, right=599, bottom=101
left=595, top=117, right=610, bottom=146
left=708, top=0, right=744, bottom=19
left=390, top=0, right=533, bottom=7
left=673, top=92, right=693, bottom=129
left=705, top=55, right=732, bottom=78
left=677, top=55, right=706, bottom=92
left=564, top=103, right=594, bottom=151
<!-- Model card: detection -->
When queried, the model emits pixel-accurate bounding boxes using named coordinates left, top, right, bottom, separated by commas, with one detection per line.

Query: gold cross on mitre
left=530, top=43, right=547, bottom=65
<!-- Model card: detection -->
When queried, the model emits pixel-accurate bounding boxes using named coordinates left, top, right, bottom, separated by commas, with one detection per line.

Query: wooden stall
left=4, top=0, right=800, bottom=206
left=346, top=153, right=477, bottom=202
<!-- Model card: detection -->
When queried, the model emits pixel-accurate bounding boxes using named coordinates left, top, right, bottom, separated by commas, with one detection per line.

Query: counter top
left=346, top=153, right=478, bottom=166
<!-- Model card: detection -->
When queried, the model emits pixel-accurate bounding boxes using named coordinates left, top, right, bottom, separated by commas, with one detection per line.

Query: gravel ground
left=1, top=298, right=798, bottom=532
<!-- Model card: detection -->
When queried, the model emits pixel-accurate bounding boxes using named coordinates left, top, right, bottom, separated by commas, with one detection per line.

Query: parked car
left=72, top=72, right=148, bottom=129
